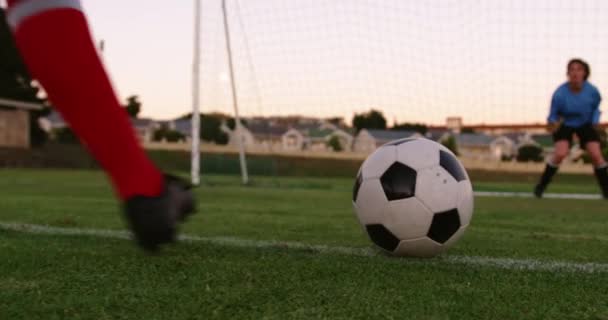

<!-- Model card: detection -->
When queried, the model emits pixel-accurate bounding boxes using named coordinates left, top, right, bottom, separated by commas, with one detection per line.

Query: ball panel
left=439, top=150, right=468, bottom=182
left=354, top=178, right=388, bottom=225
left=382, top=198, right=433, bottom=240
left=396, top=138, right=440, bottom=170
left=427, top=209, right=461, bottom=244
left=383, top=137, right=417, bottom=146
left=457, top=181, right=474, bottom=226
left=380, top=162, right=417, bottom=200
left=365, top=224, right=400, bottom=252
left=443, top=225, right=468, bottom=249
left=360, top=146, right=397, bottom=179
left=394, top=237, right=445, bottom=258
left=353, top=172, right=363, bottom=202
left=415, top=167, right=459, bottom=213
left=436, top=142, right=459, bottom=157
left=354, top=138, right=473, bottom=258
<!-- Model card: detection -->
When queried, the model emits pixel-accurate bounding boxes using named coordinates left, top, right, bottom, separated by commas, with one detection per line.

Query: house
left=306, top=127, right=355, bottom=151
left=38, top=111, right=67, bottom=132
left=446, top=117, right=463, bottom=133
left=501, top=132, right=527, bottom=145
left=223, top=118, right=355, bottom=152
left=172, top=118, right=192, bottom=139
left=330, top=129, right=355, bottom=151
left=223, top=120, right=288, bottom=151
left=486, top=132, right=532, bottom=160
left=40, top=111, right=163, bottom=143
left=465, top=123, right=549, bottom=135
left=489, top=136, right=517, bottom=160
left=131, top=118, right=159, bottom=143
left=530, top=134, right=554, bottom=150
left=353, top=129, right=421, bottom=153
left=425, top=128, right=451, bottom=142
left=0, top=97, right=43, bottom=148
left=452, top=133, right=494, bottom=159
left=282, top=128, right=306, bottom=150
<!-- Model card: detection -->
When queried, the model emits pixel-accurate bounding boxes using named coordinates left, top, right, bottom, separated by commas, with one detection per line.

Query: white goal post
left=191, top=0, right=249, bottom=186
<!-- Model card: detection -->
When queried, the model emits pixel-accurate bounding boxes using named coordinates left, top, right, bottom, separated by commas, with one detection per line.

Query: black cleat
left=593, top=166, right=608, bottom=199
left=533, top=184, right=545, bottom=198
left=535, top=164, right=558, bottom=199
left=124, top=174, right=196, bottom=251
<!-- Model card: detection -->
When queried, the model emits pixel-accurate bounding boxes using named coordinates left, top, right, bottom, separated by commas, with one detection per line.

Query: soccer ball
left=353, top=138, right=473, bottom=257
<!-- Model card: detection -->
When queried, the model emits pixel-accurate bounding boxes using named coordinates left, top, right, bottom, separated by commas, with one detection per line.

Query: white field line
left=475, top=191, right=602, bottom=200
left=1, top=222, right=607, bottom=274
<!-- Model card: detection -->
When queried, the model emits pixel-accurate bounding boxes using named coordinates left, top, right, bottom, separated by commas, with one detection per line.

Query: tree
left=153, top=123, right=185, bottom=143
left=581, top=147, right=608, bottom=164
left=352, top=109, right=387, bottom=133
left=54, top=127, right=79, bottom=144
left=441, top=136, right=459, bottom=156
left=516, top=144, right=544, bottom=162
left=392, top=122, right=428, bottom=134
left=179, top=112, right=235, bottom=145
left=327, top=135, right=343, bottom=152
left=201, top=115, right=229, bottom=145
left=326, top=117, right=345, bottom=127
left=124, top=95, right=141, bottom=118
left=0, top=8, right=48, bottom=147
left=226, top=117, right=247, bottom=130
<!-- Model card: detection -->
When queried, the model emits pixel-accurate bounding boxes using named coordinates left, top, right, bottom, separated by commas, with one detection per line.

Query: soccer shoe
left=123, top=174, right=196, bottom=251
left=533, top=184, right=545, bottom=198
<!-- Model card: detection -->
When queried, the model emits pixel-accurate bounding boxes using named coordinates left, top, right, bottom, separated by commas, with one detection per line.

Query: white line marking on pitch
left=475, top=191, right=602, bottom=200
left=1, top=222, right=607, bottom=274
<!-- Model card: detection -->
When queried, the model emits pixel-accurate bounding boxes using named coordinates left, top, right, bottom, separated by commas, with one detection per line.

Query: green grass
left=1, top=169, right=607, bottom=319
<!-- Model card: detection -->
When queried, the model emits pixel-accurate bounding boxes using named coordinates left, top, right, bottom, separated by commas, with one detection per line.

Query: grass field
left=1, top=169, right=607, bottom=319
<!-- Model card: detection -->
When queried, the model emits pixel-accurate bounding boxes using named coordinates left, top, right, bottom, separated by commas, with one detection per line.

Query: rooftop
left=0, top=97, right=43, bottom=111
left=366, top=129, right=419, bottom=141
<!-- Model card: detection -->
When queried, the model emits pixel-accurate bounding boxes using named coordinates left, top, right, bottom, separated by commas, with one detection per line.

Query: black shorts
left=552, top=124, right=600, bottom=147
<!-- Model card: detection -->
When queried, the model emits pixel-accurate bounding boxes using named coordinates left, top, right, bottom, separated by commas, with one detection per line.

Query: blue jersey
left=548, top=82, right=602, bottom=127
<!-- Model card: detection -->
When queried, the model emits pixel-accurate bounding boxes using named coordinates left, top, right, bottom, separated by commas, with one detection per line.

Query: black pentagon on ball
left=366, top=224, right=400, bottom=252
left=383, top=137, right=417, bottom=146
left=439, top=150, right=467, bottom=182
left=380, top=162, right=417, bottom=201
left=353, top=172, right=363, bottom=202
left=427, top=209, right=461, bottom=244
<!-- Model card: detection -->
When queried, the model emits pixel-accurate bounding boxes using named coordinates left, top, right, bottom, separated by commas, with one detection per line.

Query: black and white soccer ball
left=353, top=138, right=474, bottom=257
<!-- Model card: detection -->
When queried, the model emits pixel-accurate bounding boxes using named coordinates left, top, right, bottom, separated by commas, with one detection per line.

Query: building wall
left=353, top=130, right=375, bottom=153
left=282, top=129, right=305, bottom=151
left=0, top=109, right=29, bottom=148
left=475, top=127, right=547, bottom=135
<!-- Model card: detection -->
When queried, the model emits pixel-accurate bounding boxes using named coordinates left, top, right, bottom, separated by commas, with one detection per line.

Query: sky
left=7, top=0, right=608, bottom=125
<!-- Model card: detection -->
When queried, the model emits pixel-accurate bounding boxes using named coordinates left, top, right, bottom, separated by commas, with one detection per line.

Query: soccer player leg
left=534, top=128, right=570, bottom=198
left=6, top=0, right=196, bottom=249
left=581, top=126, right=608, bottom=198
left=551, top=126, right=573, bottom=165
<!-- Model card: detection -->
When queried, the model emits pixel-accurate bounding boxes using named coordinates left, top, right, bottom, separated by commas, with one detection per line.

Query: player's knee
left=554, top=149, right=568, bottom=163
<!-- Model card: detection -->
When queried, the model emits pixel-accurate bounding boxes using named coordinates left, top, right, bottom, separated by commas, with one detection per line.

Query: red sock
left=7, top=0, right=163, bottom=200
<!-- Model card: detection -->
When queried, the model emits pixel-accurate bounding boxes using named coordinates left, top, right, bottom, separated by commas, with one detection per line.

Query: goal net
left=199, top=0, right=608, bottom=126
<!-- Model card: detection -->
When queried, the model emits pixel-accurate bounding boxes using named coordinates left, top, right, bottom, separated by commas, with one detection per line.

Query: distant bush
left=501, top=154, right=514, bottom=162
left=153, top=125, right=185, bottom=143
left=327, top=135, right=343, bottom=152
left=516, top=144, right=544, bottom=162
left=441, top=136, right=459, bottom=156
left=580, top=147, right=608, bottom=164
left=53, top=128, right=79, bottom=144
